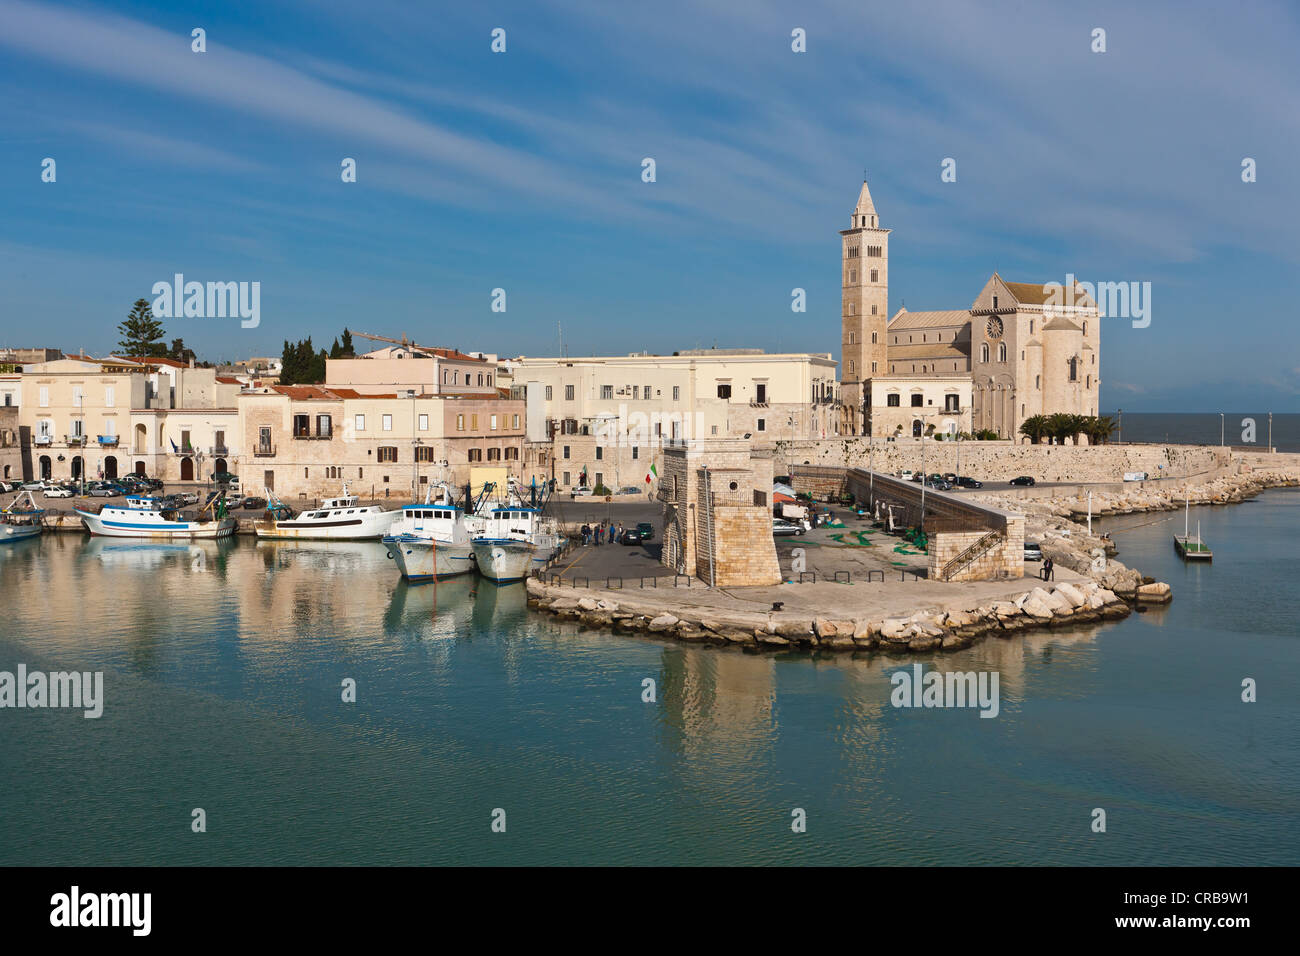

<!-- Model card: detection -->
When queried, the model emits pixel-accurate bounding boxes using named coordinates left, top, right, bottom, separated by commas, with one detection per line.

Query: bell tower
left=839, top=178, right=890, bottom=434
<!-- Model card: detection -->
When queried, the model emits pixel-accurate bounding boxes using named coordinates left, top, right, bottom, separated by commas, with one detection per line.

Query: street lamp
left=1220, top=412, right=1224, bottom=447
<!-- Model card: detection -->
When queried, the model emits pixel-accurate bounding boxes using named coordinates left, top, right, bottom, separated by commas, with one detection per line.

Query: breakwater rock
left=525, top=576, right=1142, bottom=653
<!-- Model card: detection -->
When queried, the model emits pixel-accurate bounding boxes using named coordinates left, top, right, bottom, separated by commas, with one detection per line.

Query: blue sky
left=1, top=0, right=1298, bottom=411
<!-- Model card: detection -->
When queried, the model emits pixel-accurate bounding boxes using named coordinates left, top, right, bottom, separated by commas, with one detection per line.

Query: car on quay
left=570, top=485, right=593, bottom=498
left=956, top=476, right=983, bottom=489
left=1010, top=476, right=1036, bottom=486
left=178, top=492, right=201, bottom=505
left=773, top=517, right=808, bottom=536
left=42, top=485, right=75, bottom=498
left=88, top=482, right=125, bottom=497
left=618, top=527, right=644, bottom=545
left=211, top=471, right=239, bottom=488
left=1024, top=541, right=1044, bottom=561
left=616, top=485, right=642, bottom=496
left=240, top=496, right=268, bottom=511
left=635, top=521, right=654, bottom=541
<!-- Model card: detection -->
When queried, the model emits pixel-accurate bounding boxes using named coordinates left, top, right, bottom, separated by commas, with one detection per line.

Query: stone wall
left=779, top=438, right=1231, bottom=483
left=697, top=505, right=782, bottom=587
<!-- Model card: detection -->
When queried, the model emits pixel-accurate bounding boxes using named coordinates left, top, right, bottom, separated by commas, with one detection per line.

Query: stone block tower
left=840, top=179, right=890, bottom=434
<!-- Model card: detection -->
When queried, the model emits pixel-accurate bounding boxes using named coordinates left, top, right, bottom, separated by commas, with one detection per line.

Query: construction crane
left=348, top=329, right=462, bottom=357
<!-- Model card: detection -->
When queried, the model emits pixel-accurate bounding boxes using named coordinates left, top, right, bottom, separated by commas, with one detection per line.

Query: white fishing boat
left=254, top=482, right=399, bottom=540
left=384, top=502, right=478, bottom=582
left=77, top=494, right=236, bottom=539
left=471, top=506, right=562, bottom=583
left=0, top=490, right=45, bottom=543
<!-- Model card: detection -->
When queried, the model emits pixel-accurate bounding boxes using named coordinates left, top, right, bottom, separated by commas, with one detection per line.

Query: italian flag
left=646, top=463, right=657, bottom=484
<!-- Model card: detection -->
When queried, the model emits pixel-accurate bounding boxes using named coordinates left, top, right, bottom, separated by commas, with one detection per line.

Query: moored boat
left=383, top=498, right=478, bottom=581
left=471, top=506, right=561, bottom=583
left=254, top=482, right=399, bottom=540
left=77, top=493, right=236, bottom=539
left=1, top=491, right=45, bottom=543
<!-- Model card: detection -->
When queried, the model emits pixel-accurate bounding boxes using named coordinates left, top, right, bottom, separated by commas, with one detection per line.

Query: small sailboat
left=77, top=493, right=237, bottom=539
left=254, top=481, right=399, bottom=541
left=0, top=490, right=45, bottom=543
left=1173, top=488, right=1212, bottom=561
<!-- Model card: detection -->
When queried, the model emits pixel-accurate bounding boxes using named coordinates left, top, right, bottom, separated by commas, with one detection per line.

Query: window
left=911, top=394, right=924, bottom=407
left=565, top=385, right=574, bottom=401
left=545, top=385, right=553, bottom=400
left=72, top=386, right=83, bottom=407
left=998, top=343, right=1007, bottom=362
left=870, top=269, right=878, bottom=282
left=382, top=414, right=392, bottom=431
left=887, top=394, right=900, bottom=407
left=595, top=446, right=603, bottom=460
left=563, top=445, right=570, bottom=459
left=1069, top=356, right=1079, bottom=382
left=755, top=383, right=767, bottom=403
left=595, top=473, right=603, bottom=488
left=563, top=471, right=570, bottom=485
left=848, top=361, right=854, bottom=375
left=756, top=419, right=765, bottom=431
left=467, top=448, right=483, bottom=462
left=945, top=395, right=960, bottom=412
left=1030, top=319, right=1035, bottom=334
left=871, top=305, right=877, bottom=315
left=850, top=269, right=857, bottom=283
left=378, top=446, right=398, bottom=462
left=717, top=383, right=731, bottom=399
left=418, top=413, right=428, bottom=431
left=415, top=447, right=435, bottom=462
left=505, top=447, right=519, bottom=460
left=512, top=414, right=520, bottom=429
left=871, top=362, right=877, bottom=373
left=490, top=414, right=498, bottom=430
left=632, top=386, right=640, bottom=400
left=850, top=304, right=855, bottom=316
left=849, top=332, right=855, bottom=344
left=601, top=385, right=613, bottom=399
left=871, top=331, right=877, bottom=344
left=456, top=414, right=464, bottom=431
left=471, top=414, right=478, bottom=430
left=672, top=386, right=680, bottom=401
left=992, top=295, right=998, bottom=309
left=487, top=447, right=501, bottom=461
left=355, top=414, right=365, bottom=431
left=1083, top=321, right=1088, bottom=336
left=39, top=386, right=49, bottom=407
left=1035, top=375, right=1041, bottom=389
left=632, top=446, right=639, bottom=460
left=292, top=415, right=310, bottom=438
left=316, top=414, right=332, bottom=438
left=105, top=386, right=115, bottom=408
left=981, top=343, right=990, bottom=363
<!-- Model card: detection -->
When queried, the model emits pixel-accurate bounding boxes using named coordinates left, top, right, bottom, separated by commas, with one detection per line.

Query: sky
left=1, top=0, right=1298, bottom=411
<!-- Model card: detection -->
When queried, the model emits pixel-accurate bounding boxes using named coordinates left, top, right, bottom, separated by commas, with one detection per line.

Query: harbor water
left=2, top=489, right=1297, bottom=865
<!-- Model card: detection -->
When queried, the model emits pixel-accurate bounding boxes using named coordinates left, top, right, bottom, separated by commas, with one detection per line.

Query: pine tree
left=340, top=328, right=354, bottom=357
left=117, top=298, right=166, bottom=356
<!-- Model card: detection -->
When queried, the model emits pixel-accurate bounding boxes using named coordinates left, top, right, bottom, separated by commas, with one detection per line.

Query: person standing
left=1043, top=557, right=1054, bottom=581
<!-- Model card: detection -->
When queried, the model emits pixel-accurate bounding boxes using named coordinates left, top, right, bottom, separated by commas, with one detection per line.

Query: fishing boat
left=1173, top=488, right=1212, bottom=561
left=383, top=504, right=478, bottom=581
left=0, top=490, right=45, bottom=543
left=254, top=482, right=399, bottom=540
left=471, top=506, right=562, bottom=582
left=77, top=493, right=237, bottom=539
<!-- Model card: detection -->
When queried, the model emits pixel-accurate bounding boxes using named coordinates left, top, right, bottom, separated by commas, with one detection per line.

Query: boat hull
left=77, top=509, right=236, bottom=539
left=471, top=538, right=555, bottom=582
left=255, top=510, right=398, bottom=540
left=383, top=535, right=476, bottom=581
left=0, top=523, right=42, bottom=543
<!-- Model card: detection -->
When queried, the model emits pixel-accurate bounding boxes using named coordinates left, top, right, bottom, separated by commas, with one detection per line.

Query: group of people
left=580, top=521, right=626, bottom=546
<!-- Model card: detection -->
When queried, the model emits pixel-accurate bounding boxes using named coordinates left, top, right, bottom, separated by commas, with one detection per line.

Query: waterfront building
left=236, top=385, right=535, bottom=499
left=325, top=345, right=500, bottom=398
left=502, top=350, right=840, bottom=493
left=838, top=178, right=1101, bottom=439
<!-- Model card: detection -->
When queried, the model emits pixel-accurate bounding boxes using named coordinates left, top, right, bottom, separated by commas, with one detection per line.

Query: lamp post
left=1220, top=412, right=1224, bottom=447
left=1117, top=408, right=1122, bottom=443
left=1268, top=412, right=1272, bottom=451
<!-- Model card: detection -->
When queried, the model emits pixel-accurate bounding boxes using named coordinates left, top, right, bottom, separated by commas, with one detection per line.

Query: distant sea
left=1105, top=412, right=1300, bottom=453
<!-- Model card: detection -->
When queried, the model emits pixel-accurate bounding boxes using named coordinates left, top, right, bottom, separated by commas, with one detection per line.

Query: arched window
left=980, top=343, right=990, bottom=363
left=871, top=332, right=877, bottom=344
left=997, top=343, right=1007, bottom=362
left=1083, top=321, right=1088, bottom=336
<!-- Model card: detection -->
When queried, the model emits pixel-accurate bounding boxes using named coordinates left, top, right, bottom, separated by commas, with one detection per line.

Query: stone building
left=838, top=178, right=1101, bottom=440
left=504, top=350, right=840, bottom=495
left=236, top=385, right=535, bottom=499
left=659, top=438, right=781, bottom=586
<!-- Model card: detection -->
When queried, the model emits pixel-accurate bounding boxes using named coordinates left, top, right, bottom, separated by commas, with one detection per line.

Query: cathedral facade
left=839, top=179, right=1101, bottom=440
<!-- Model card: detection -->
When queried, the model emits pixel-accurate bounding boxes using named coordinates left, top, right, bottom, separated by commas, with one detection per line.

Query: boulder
left=1053, top=583, right=1086, bottom=608
left=648, top=613, right=679, bottom=632
left=1136, top=582, right=1172, bottom=604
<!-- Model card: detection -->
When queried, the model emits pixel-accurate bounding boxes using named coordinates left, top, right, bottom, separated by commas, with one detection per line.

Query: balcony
left=96, top=435, right=120, bottom=446
left=253, top=444, right=276, bottom=458
left=171, top=445, right=197, bottom=456
left=292, top=432, right=333, bottom=440
left=34, top=435, right=52, bottom=446
left=65, top=435, right=86, bottom=447
left=749, top=400, right=770, bottom=408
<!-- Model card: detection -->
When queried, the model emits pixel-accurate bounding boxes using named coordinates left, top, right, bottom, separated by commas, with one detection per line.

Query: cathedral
left=838, top=179, right=1101, bottom=440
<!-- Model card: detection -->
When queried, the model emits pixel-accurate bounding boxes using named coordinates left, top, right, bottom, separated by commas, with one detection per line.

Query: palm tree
left=1045, top=413, right=1077, bottom=445
left=1090, top=415, right=1117, bottom=445
left=1019, top=415, right=1048, bottom=444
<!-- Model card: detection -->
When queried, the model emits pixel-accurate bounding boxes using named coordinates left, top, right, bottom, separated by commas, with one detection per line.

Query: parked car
left=42, top=485, right=75, bottom=498
left=1010, top=476, right=1036, bottom=486
left=21, top=480, right=47, bottom=491
left=211, top=471, right=240, bottom=488
left=616, top=485, right=641, bottom=496
left=570, top=485, right=593, bottom=498
left=910, top=472, right=924, bottom=483
left=773, top=517, right=806, bottom=537
left=88, top=483, right=123, bottom=498
left=178, top=492, right=200, bottom=505
left=635, top=522, right=655, bottom=541
left=1024, top=542, right=1044, bottom=561
left=929, top=479, right=953, bottom=491
left=618, top=527, right=644, bottom=545
left=956, top=476, right=983, bottom=488
left=240, top=496, right=267, bottom=511
left=0, top=480, right=19, bottom=493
